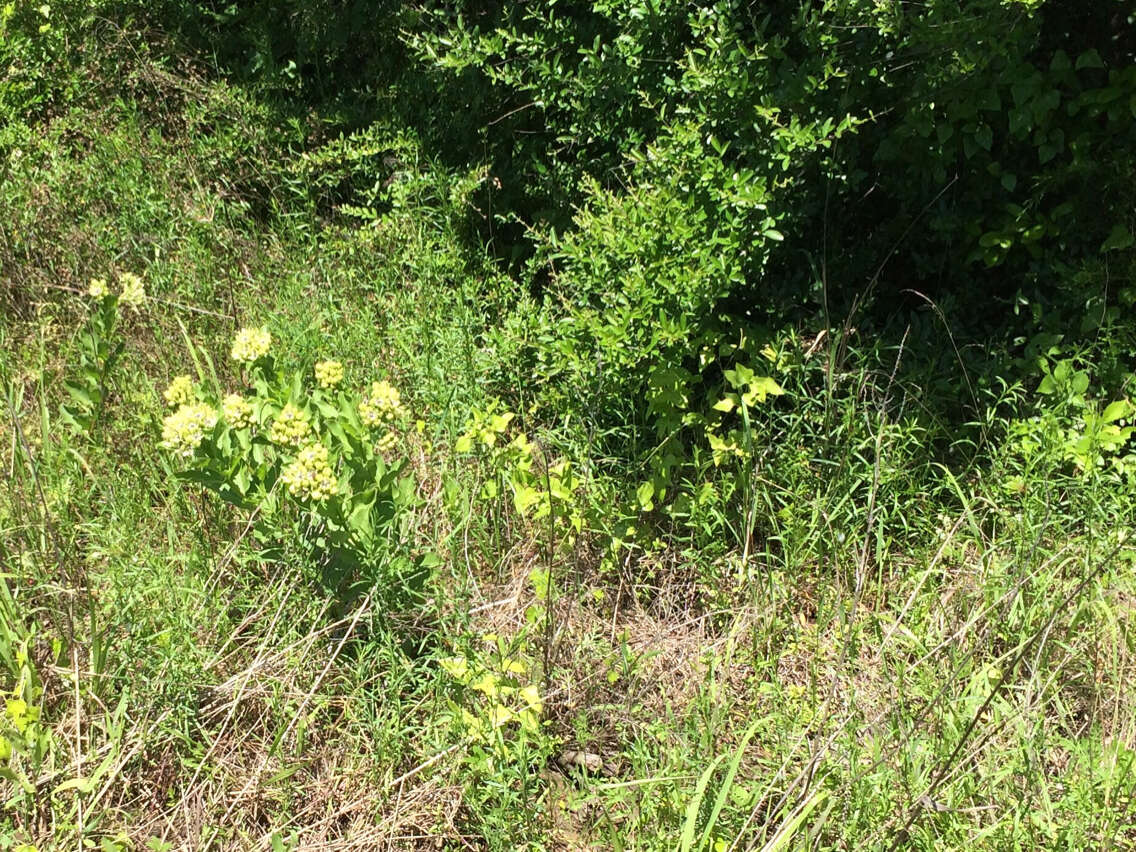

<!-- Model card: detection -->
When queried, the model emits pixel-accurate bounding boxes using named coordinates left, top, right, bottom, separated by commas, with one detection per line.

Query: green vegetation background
left=2, top=0, right=1136, bottom=849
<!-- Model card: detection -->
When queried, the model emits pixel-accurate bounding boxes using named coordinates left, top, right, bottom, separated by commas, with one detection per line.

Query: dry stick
left=386, top=743, right=463, bottom=791
left=206, top=591, right=376, bottom=846
left=881, top=513, right=966, bottom=648
left=210, top=600, right=348, bottom=693
left=282, top=741, right=464, bottom=844
left=167, top=562, right=310, bottom=845
left=88, top=708, right=174, bottom=814
left=5, top=392, right=78, bottom=643
left=885, top=533, right=1131, bottom=850
left=73, top=647, right=84, bottom=840
left=734, top=504, right=1066, bottom=850
left=199, top=502, right=265, bottom=609
left=384, top=776, right=406, bottom=852
left=468, top=596, right=518, bottom=615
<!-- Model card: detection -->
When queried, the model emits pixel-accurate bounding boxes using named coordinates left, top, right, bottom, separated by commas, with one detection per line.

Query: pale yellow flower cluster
left=269, top=403, right=311, bottom=447
left=376, top=431, right=399, bottom=454
left=231, top=326, right=272, bottom=364
left=358, top=380, right=405, bottom=427
left=160, top=403, right=218, bottom=458
left=163, top=375, right=196, bottom=408
left=118, top=272, right=146, bottom=309
left=88, top=278, right=109, bottom=299
left=222, top=393, right=254, bottom=429
left=281, top=443, right=337, bottom=502
left=314, top=360, right=345, bottom=389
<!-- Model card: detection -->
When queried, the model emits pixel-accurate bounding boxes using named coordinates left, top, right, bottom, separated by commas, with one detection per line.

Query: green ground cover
left=2, top=1, right=1136, bottom=849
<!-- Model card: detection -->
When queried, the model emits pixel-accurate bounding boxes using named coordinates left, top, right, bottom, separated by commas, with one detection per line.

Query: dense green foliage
left=118, top=0, right=1136, bottom=466
left=2, top=0, right=1136, bottom=849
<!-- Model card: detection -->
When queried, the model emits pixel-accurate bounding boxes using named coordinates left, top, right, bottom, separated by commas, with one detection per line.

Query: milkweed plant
left=60, top=273, right=147, bottom=436
left=155, top=320, right=417, bottom=580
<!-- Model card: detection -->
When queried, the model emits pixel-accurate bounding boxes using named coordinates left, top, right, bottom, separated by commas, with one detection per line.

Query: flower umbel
left=160, top=403, right=218, bottom=458
left=314, top=360, right=345, bottom=389
left=118, top=272, right=146, bottom=309
left=281, top=442, right=338, bottom=502
left=221, top=393, right=253, bottom=429
left=359, top=380, right=406, bottom=427
left=269, top=403, right=311, bottom=447
left=163, top=375, right=196, bottom=408
left=231, top=326, right=272, bottom=364
left=376, top=431, right=399, bottom=454
left=88, top=278, right=109, bottom=299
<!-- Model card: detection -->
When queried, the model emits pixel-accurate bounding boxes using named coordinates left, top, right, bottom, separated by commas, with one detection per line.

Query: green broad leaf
left=706, top=432, right=730, bottom=452
left=636, top=480, right=655, bottom=511
left=53, top=776, right=96, bottom=795
left=749, top=376, right=785, bottom=403
left=513, top=483, right=542, bottom=516
left=763, top=228, right=784, bottom=242
left=64, top=383, right=94, bottom=407
left=7, top=698, right=29, bottom=731
left=712, top=395, right=737, bottom=413
left=1052, top=51, right=1073, bottom=73
left=723, top=363, right=755, bottom=390
left=455, top=433, right=473, bottom=453
left=348, top=499, right=375, bottom=541
left=337, top=396, right=362, bottom=428
left=1037, top=374, right=1057, bottom=394
left=179, top=469, right=226, bottom=492
left=529, top=566, right=551, bottom=601
left=489, top=412, right=515, bottom=432
left=59, top=408, right=92, bottom=432
left=327, top=420, right=350, bottom=449
left=1101, top=224, right=1134, bottom=252
left=233, top=468, right=251, bottom=495
left=1071, top=371, right=1090, bottom=395
left=974, top=123, right=993, bottom=151
left=1102, top=399, right=1134, bottom=423
left=1099, top=424, right=1131, bottom=449
left=396, top=474, right=416, bottom=506
left=1075, top=49, right=1104, bottom=70
left=418, top=552, right=444, bottom=570
left=549, top=476, right=573, bottom=502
